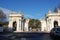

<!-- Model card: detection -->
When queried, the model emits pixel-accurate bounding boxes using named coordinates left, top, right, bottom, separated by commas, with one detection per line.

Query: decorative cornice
left=46, top=13, right=60, bottom=18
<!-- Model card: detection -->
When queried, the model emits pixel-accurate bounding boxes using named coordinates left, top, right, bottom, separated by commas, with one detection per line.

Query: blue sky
left=0, top=0, right=60, bottom=20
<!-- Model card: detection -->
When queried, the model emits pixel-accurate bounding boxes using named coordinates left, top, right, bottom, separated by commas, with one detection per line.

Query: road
left=0, top=32, right=60, bottom=40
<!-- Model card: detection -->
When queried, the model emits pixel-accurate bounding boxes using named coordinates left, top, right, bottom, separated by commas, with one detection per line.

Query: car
left=50, top=27, right=60, bottom=37
left=0, top=26, right=4, bottom=32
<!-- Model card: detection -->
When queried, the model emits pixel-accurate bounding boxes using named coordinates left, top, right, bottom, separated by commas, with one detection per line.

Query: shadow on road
left=0, top=32, right=60, bottom=40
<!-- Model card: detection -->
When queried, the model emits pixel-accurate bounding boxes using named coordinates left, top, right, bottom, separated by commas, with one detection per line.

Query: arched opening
left=54, top=21, right=58, bottom=27
left=13, top=21, right=17, bottom=31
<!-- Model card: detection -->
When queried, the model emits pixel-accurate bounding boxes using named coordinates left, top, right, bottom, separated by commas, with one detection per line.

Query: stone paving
left=0, top=32, right=60, bottom=40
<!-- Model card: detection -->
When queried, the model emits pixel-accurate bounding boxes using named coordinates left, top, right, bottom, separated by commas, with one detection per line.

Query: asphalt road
left=0, top=32, right=60, bottom=40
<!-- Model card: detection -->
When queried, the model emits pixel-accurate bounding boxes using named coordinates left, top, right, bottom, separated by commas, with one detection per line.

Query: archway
left=13, top=21, right=17, bottom=31
left=54, top=21, right=58, bottom=27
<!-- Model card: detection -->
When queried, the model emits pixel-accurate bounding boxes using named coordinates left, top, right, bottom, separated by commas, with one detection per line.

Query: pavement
left=0, top=32, right=60, bottom=40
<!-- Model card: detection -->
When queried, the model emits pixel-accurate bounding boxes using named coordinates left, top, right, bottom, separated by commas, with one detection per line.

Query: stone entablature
left=46, top=13, right=60, bottom=18
left=9, top=13, right=23, bottom=17
left=46, top=9, right=60, bottom=18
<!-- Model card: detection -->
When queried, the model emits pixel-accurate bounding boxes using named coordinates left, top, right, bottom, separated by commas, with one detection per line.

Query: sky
left=0, top=0, right=60, bottom=20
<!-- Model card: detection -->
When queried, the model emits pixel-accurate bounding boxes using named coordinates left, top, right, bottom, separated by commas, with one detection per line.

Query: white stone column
left=16, top=20, right=19, bottom=32
left=8, top=20, right=13, bottom=32
left=16, top=20, right=22, bottom=32
left=24, top=19, right=29, bottom=31
left=21, top=21, right=24, bottom=32
left=19, top=20, right=22, bottom=32
left=25, top=22, right=28, bottom=31
left=23, top=22, right=25, bottom=31
left=40, top=20, right=46, bottom=31
left=21, top=21, right=23, bottom=32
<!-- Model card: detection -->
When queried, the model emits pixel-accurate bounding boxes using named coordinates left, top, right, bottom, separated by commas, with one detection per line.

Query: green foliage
left=58, top=4, right=60, bottom=9
left=29, top=18, right=41, bottom=29
left=54, top=7, right=58, bottom=12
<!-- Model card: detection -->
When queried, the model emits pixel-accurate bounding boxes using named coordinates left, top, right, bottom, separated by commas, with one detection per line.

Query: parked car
left=50, top=27, right=60, bottom=37
left=0, top=26, right=4, bottom=32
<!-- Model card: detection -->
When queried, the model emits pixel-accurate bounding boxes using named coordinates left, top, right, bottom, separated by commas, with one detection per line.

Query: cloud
left=0, top=7, right=17, bottom=14
left=0, top=7, right=35, bottom=21
left=0, top=7, right=16, bottom=21
left=0, top=7, right=11, bottom=14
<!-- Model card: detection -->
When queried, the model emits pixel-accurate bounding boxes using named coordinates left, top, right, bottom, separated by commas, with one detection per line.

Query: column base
left=14, top=31, right=23, bottom=32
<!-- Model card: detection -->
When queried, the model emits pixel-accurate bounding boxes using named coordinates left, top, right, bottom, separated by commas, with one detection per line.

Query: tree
left=29, top=19, right=35, bottom=28
left=35, top=19, right=41, bottom=28
left=58, top=4, right=60, bottom=9
left=54, top=7, right=58, bottom=12
left=0, top=10, right=6, bottom=22
left=29, top=19, right=41, bottom=29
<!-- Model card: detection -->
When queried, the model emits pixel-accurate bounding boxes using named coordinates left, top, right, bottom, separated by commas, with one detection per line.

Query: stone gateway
left=8, top=9, right=60, bottom=32
left=8, top=12, right=29, bottom=32
left=40, top=9, right=60, bottom=32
